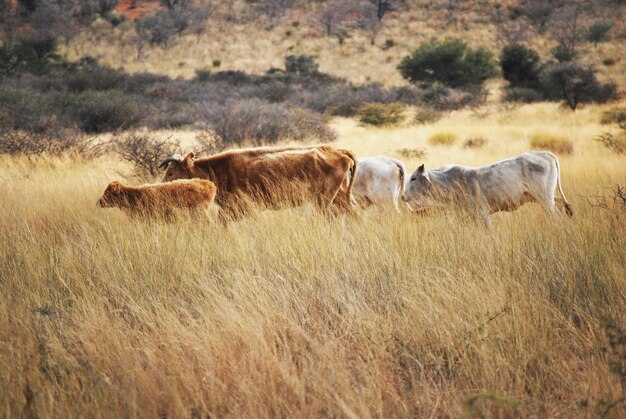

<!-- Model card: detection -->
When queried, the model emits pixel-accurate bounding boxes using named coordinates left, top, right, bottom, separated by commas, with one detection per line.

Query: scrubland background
left=1, top=0, right=626, bottom=417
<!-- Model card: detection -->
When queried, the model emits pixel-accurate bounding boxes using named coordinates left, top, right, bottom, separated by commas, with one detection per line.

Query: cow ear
left=183, top=152, right=195, bottom=168
left=417, top=164, right=425, bottom=174
left=109, top=181, right=122, bottom=192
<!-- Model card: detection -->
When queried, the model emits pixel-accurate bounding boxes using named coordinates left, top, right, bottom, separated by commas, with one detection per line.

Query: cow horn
left=158, top=155, right=182, bottom=169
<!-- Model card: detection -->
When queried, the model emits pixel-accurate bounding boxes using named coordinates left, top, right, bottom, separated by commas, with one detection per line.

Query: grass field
left=1, top=102, right=625, bottom=417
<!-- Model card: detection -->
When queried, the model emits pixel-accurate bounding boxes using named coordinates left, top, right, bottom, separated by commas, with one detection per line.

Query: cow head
left=160, top=152, right=195, bottom=182
left=403, top=164, right=434, bottom=209
left=98, top=181, right=124, bottom=208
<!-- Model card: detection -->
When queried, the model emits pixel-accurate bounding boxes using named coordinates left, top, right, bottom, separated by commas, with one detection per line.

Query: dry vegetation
left=1, top=103, right=625, bottom=417
left=61, top=1, right=626, bottom=87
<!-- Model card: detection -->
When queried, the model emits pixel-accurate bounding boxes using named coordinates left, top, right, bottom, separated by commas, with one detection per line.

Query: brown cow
left=158, top=145, right=357, bottom=221
left=97, top=179, right=217, bottom=219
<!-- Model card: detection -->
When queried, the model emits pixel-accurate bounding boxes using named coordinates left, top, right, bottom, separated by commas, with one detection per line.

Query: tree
left=398, top=38, right=497, bottom=88
left=314, top=0, right=352, bottom=36
left=368, top=0, right=393, bottom=21
left=355, top=1, right=382, bottom=45
left=285, top=54, right=319, bottom=75
left=97, top=0, right=119, bottom=15
left=500, top=44, right=541, bottom=88
left=547, top=3, right=589, bottom=60
left=539, top=61, right=613, bottom=110
left=135, top=11, right=177, bottom=48
left=587, top=20, right=612, bottom=48
left=259, top=0, right=294, bottom=19
left=517, top=0, right=564, bottom=34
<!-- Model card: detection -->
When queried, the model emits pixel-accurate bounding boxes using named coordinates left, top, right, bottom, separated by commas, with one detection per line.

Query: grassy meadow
left=1, top=102, right=625, bottom=417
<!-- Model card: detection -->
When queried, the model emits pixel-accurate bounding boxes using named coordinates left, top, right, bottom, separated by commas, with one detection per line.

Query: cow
left=158, top=145, right=358, bottom=222
left=97, top=179, right=217, bottom=220
left=402, top=151, right=573, bottom=227
left=352, top=156, right=407, bottom=212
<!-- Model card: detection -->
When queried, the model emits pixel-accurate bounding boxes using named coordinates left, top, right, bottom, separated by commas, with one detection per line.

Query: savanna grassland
left=1, top=102, right=625, bottom=417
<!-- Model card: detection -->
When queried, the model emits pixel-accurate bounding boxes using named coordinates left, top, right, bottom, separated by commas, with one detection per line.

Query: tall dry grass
left=1, top=104, right=625, bottom=417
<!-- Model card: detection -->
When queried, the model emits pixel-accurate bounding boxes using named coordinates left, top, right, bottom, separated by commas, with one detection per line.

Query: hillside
left=63, top=0, right=626, bottom=86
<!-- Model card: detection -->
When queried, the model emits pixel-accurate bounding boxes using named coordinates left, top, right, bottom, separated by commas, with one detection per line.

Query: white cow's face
left=403, top=164, right=435, bottom=208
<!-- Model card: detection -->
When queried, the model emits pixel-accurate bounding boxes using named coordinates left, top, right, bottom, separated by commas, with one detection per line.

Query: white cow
left=402, top=151, right=573, bottom=227
left=353, top=156, right=407, bottom=212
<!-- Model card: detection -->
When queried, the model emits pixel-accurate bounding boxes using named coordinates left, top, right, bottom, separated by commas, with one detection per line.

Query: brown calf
left=159, top=145, right=357, bottom=221
left=97, top=179, right=217, bottom=219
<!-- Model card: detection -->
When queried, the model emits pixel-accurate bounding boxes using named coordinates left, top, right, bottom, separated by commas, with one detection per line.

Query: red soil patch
left=116, top=0, right=162, bottom=20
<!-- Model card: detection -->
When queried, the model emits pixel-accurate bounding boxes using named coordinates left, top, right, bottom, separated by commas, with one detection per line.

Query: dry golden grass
left=530, top=133, right=575, bottom=155
left=428, top=130, right=459, bottom=146
left=1, top=102, right=625, bottom=417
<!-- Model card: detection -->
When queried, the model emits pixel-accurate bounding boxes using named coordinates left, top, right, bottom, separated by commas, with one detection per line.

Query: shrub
left=306, top=84, right=398, bottom=117
left=395, top=147, right=427, bottom=159
left=357, top=103, right=406, bottom=126
left=594, top=132, right=626, bottom=154
left=550, top=45, right=576, bottom=63
left=602, top=57, right=616, bottom=66
left=398, top=38, right=498, bottom=88
left=197, top=99, right=335, bottom=146
left=285, top=55, right=319, bottom=76
left=463, top=137, right=488, bottom=149
left=413, top=107, right=441, bottom=125
left=135, top=11, right=176, bottom=47
left=600, top=108, right=626, bottom=129
left=423, top=84, right=485, bottom=110
left=529, top=133, right=574, bottom=155
left=0, top=110, right=99, bottom=157
left=503, top=87, right=543, bottom=103
left=0, top=84, right=61, bottom=131
left=428, top=131, right=458, bottom=146
left=500, top=44, right=541, bottom=88
left=195, top=68, right=212, bottom=82
left=212, top=59, right=221, bottom=68
left=66, top=90, right=143, bottom=133
left=587, top=21, right=612, bottom=47
left=539, top=61, right=617, bottom=110
left=66, top=65, right=124, bottom=92
left=0, top=37, right=60, bottom=75
left=110, top=133, right=182, bottom=179
left=288, top=108, right=336, bottom=142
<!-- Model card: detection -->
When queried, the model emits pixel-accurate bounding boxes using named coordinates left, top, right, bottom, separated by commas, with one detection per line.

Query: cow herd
left=98, top=144, right=573, bottom=227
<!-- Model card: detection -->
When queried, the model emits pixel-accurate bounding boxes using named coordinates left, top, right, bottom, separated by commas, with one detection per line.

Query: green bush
left=285, top=55, right=319, bottom=76
left=530, top=133, right=574, bottom=155
left=428, top=131, right=458, bottom=146
left=587, top=21, right=612, bottom=47
left=66, top=90, right=143, bottom=133
left=550, top=45, right=576, bottom=63
left=539, top=61, right=617, bottom=110
left=0, top=37, right=59, bottom=75
left=398, top=38, right=497, bottom=88
left=500, top=44, right=540, bottom=88
left=357, top=103, right=406, bottom=126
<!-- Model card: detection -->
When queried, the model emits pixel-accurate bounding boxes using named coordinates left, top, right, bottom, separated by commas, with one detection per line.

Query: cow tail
left=394, top=159, right=406, bottom=199
left=547, top=152, right=573, bottom=217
